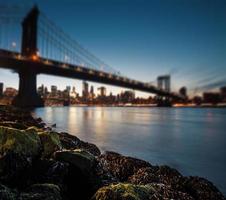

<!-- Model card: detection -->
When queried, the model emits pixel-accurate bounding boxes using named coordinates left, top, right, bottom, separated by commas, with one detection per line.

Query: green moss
left=0, top=126, right=41, bottom=157
left=38, top=131, right=62, bottom=158
left=92, top=183, right=155, bottom=200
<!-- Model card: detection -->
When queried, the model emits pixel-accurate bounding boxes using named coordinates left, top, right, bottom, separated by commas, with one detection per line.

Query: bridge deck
left=0, top=49, right=181, bottom=98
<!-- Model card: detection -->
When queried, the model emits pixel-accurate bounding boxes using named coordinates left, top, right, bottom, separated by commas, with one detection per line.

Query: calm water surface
left=34, top=107, right=226, bottom=194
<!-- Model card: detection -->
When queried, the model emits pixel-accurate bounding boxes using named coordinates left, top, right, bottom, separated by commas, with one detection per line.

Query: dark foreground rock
left=19, top=184, right=62, bottom=200
left=0, top=106, right=225, bottom=200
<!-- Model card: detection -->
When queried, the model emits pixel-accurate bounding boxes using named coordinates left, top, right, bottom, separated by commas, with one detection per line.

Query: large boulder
left=0, top=126, right=41, bottom=157
left=98, top=151, right=152, bottom=181
left=92, top=183, right=194, bottom=200
left=30, top=159, right=69, bottom=188
left=0, top=126, right=41, bottom=186
left=0, top=184, right=18, bottom=200
left=38, top=132, right=62, bottom=158
left=58, top=132, right=101, bottom=156
left=54, top=149, right=96, bottom=174
left=19, top=184, right=62, bottom=200
left=54, top=149, right=99, bottom=199
left=180, top=176, right=226, bottom=200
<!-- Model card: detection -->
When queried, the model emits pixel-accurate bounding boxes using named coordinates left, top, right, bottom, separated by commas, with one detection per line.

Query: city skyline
left=0, top=0, right=226, bottom=97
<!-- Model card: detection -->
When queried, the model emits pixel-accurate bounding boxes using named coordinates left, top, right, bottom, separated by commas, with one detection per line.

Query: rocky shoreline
left=0, top=106, right=225, bottom=200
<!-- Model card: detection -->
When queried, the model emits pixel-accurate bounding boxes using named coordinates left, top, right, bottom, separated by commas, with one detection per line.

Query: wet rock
left=19, top=183, right=62, bottom=200
left=128, top=167, right=159, bottom=184
left=54, top=149, right=96, bottom=174
left=154, top=165, right=183, bottom=188
left=79, top=140, right=101, bottom=157
left=58, top=132, right=101, bottom=156
left=0, top=126, right=41, bottom=157
left=31, top=159, right=69, bottom=188
left=181, top=176, right=226, bottom=200
left=0, top=183, right=18, bottom=200
left=128, top=165, right=185, bottom=191
left=58, top=132, right=80, bottom=149
left=54, top=149, right=99, bottom=199
left=98, top=151, right=152, bottom=181
left=38, top=132, right=62, bottom=158
left=95, top=158, right=119, bottom=186
left=149, top=183, right=194, bottom=200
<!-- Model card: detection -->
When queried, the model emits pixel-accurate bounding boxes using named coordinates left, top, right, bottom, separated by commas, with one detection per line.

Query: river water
left=34, top=106, right=226, bottom=194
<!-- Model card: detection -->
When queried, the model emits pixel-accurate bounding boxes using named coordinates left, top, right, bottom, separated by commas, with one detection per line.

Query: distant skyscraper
left=98, top=86, right=106, bottom=97
left=51, top=85, right=57, bottom=96
left=66, top=86, right=71, bottom=93
left=179, top=87, right=187, bottom=97
left=90, top=85, right=95, bottom=99
left=82, top=81, right=89, bottom=101
left=0, top=82, right=3, bottom=96
left=37, top=84, right=45, bottom=96
left=120, top=90, right=135, bottom=103
left=44, top=87, right=48, bottom=95
left=72, top=86, right=76, bottom=93
left=70, top=86, right=78, bottom=98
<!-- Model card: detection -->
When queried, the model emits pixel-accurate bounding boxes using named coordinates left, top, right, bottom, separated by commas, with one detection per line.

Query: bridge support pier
left=12, top=69, right=44, bottom=107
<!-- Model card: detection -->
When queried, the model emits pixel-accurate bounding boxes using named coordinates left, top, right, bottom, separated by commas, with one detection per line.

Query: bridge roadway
left=0, top=49, right=180, bottom=99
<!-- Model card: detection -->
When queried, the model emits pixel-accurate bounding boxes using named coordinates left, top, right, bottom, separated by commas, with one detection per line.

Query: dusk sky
left=0, top=0, right=226, bottom=97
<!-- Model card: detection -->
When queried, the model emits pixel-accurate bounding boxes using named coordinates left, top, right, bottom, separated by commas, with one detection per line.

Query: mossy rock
left=0, top=184, right=18, bottom=200
left=38, top=132, right=62, bottom=158
left=0, top=126, right=41, bottom=186
left=92, top=183, right=195, bottom=200
left=54, top=149, right=96, bottom=173
left=0, top=126, right=41, bottom=157
left=92, top=183, right=154, bottom=200
left=19, top=183, right=62, bottom=200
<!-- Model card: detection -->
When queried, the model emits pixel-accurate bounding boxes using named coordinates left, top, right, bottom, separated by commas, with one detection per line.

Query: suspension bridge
left=0, top=5, right=182, bottom=107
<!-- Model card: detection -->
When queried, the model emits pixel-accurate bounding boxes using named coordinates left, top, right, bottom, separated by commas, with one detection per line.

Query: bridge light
left=76, top=67, right=82, bottom=72
left=32, top=54, right=38, bottom=61
left=16, top=54, right=22, bottom=60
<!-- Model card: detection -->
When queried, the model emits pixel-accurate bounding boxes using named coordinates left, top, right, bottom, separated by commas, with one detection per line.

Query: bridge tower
left=156, top=75, right=171, bottom=106
left=12, top=6, right=44, bottom=107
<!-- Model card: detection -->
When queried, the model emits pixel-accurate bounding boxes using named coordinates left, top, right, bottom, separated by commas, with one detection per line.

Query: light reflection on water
left=34, top=106, right=226, bottom=194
